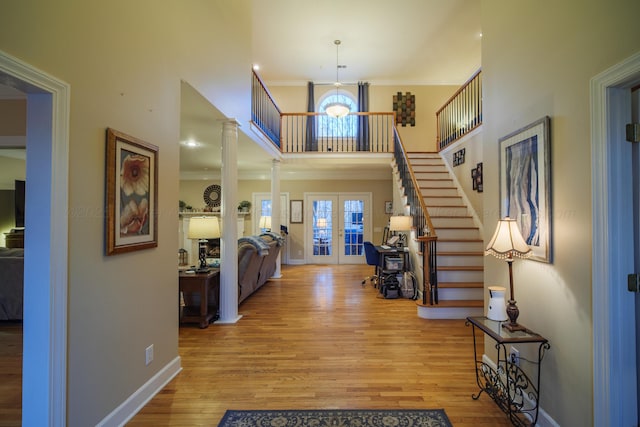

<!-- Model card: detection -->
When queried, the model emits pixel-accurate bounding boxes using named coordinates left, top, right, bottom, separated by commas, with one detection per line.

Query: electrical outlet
left=509, top=346, right=520, bottom=367
left=145, top=344, right=154, bottom=366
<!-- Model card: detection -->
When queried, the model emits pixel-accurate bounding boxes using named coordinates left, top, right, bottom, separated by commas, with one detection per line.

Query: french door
left=305, top=192, right=371, bottom=264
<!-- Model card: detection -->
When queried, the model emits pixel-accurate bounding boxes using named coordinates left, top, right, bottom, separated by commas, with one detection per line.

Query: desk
left=466, top=316, right=550, bottom=426
left=179, top=269, right=219, bottom=328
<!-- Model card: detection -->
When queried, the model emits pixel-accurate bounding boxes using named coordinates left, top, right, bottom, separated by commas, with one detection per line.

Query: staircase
left=408, top=152, right=484, bottom=319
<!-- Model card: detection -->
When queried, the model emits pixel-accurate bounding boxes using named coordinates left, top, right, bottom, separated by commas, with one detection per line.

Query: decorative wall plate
left=203, top=184, right=221, bottom=207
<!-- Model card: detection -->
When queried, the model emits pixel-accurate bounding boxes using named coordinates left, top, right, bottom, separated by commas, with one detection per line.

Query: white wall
left=481, top=1, right=640, bottom=425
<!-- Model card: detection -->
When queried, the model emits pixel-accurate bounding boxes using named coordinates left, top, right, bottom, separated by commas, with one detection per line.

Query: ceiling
left=2, top=1, right=482, bottom=181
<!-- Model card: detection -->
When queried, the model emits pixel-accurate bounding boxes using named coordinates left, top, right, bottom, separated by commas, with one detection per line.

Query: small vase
left=487, top=286, right=508, bottom=321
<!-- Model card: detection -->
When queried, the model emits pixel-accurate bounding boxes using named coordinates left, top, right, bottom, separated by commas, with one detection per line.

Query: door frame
left=591, top=50, right=640, bottom=426
left=304, top=192, right=372, bottom=264
left=0, top=51, right=70, bottom=425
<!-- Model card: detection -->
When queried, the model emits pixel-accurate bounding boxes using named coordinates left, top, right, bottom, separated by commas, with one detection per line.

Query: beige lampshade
left=188, top=216, right=220, bottom=239
left=485, top=217, right=532, bottom=260
left=316, top=218, right=328, bottom=228
left=259, top=215, right=272, bottom=229
left=389, top=215, right=413, bottom=231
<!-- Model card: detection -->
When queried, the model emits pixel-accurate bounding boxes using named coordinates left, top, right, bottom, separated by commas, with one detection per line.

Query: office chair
left=362, top=241, right=380, bottom=287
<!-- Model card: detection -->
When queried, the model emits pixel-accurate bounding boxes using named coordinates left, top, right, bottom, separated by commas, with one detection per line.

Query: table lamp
left=259, top=215, right=272, bottom=232
left=188, top=216, right=220, bottom=272
left=389, top=215, right=413, bottom=247
left=485, top=217, right=532, bottom=331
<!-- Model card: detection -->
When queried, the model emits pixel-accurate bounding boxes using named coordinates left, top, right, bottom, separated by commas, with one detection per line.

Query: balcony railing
left=436, top=69, right=482, bottom=150
left=280, top=112, right=395, bottom=153
left=251, top=70, right=281, bottom=148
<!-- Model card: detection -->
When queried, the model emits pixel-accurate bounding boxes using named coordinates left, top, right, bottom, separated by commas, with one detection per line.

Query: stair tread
left=438, top=265, right=484, bottom=271
left=438, top=282, right=484, bottom=288
left=417, top=300, right=484, bottom=308
left=438, top=251, right=483, bottom=256
left=438, top=238, right=483, bottom=241
left=435, top=226, right=479, bottom=230
left=431, top=215, right=473, bottom=218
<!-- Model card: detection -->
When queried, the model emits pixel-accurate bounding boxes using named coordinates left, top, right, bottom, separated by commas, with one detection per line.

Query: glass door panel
left=340, top=196, right=366, bottom=263
left=309, top=197, right=337, bottom=263
left=306, top=193, right=371, bottom=264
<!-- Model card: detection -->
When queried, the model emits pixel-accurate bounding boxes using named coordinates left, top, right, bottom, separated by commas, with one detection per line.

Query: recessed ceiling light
left=181, top=139, right=200, bottom=148
left=253, top=64, right=260, bottom=71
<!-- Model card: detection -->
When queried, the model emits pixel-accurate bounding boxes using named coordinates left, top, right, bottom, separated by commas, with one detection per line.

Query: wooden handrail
left=393, top=129, right=436, bottom=237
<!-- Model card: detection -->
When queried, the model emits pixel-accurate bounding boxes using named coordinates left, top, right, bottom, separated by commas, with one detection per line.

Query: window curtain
left=357, top=82, right=370, bottom=151
left=305, top=81, right=317, bottom=152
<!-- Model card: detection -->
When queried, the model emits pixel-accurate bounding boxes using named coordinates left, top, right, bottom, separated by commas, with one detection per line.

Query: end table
left=179, top=269, right=220, bottom=328
left=466, top=316, right=550, bottom=426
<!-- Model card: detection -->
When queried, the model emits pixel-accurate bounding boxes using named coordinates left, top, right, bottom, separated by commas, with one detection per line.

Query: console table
left=179, top=269, right=219, bottom=328
left=466, top=316, right=550, bottom=426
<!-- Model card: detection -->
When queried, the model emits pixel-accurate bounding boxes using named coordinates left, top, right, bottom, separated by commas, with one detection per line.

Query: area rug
left=217, top=409, right=452, bottom=426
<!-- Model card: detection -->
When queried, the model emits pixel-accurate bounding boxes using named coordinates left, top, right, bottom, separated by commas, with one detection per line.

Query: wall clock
left=203, top=184, right=221, bottom=208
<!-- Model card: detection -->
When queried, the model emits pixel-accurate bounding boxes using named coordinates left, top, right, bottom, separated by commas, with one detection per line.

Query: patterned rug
left=217, top=409, right=452, bottom=426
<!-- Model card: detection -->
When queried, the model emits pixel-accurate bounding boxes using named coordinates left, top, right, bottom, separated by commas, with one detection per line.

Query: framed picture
left=385, top=201, right=393, bottom=214
left=499, top=116, right=551, bottom=262
left=475, top=162, right=483, bottom=193
left=453, top=148, right=465, bottom=166
left=106, top=128, right=158, bottom=255
left=290, top=200, right=303, bottom=223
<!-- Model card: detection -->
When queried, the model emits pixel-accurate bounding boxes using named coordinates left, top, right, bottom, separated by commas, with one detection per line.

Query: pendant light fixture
left=325, top=40, right=350, bottom=119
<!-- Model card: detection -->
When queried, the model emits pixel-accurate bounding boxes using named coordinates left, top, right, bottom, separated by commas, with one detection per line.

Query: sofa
left=0, top=247, right=24, bottom=320
left=237, top=232, right=283, bottom=304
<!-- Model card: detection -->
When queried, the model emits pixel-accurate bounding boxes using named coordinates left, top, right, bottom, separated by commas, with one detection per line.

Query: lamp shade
left=188, top=216, right=220, bottom=239
left=485, top=217, right=532, bottom=260
left=259, top=215, right=272, bottom=229
left=389, top=215, right=413, bottom=231
left=316, top=218, right=328, bottom=228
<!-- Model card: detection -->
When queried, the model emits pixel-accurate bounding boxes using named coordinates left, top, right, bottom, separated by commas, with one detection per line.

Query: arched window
left=317, top=90, right=358, bottom=137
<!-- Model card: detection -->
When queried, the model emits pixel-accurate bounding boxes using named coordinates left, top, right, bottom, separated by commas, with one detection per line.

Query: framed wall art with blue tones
left=499, top=116, right=551, bottom=262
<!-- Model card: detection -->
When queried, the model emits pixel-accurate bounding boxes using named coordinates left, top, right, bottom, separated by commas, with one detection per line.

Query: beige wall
left=481, top=1, right=640, bottom=425
left=268, top=84, right=458, bottom=152
left=0, top=1, right=252, bottom=425
left=181, top=178, right=393, bottom=261
left=439, top=129, right=483, bottom=221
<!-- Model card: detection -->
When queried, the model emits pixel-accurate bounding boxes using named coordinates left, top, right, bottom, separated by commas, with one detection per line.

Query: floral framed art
left=106, top=128, right=158, bottom=255
left=499, top=116, right=551, bottom=262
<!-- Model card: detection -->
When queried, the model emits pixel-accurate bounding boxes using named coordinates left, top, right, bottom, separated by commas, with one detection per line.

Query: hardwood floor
left=0, top=264, right=511, bottom=426
left=0, top=321, right=22, bottom=426
left=131, top=264, right=509, bottom=426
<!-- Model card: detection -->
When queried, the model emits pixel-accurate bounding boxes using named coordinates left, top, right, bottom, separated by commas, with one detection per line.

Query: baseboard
left=97, top=356, right=182, bottom=427
left=287, top=259, right=306, bottom=265
left=480, top=354, right=558, bottom=427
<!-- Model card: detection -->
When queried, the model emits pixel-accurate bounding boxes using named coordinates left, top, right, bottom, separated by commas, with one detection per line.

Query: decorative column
left=271, top=159, right=282, bottom=278
left=217, top=119, right=242, bottom=324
